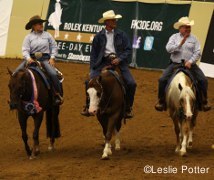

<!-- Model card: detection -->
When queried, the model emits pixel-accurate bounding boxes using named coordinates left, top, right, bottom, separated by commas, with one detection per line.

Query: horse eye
left=97, top=92, right=101, bottom=97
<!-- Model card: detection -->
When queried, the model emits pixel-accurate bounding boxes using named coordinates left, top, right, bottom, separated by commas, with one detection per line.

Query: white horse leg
left=180, top=134, right=187, bottom=156
left=115, top=129, right=121, bottom=151
left=187, top=130, right=193, bottom=149
left=174, top=120, right=181, bottom=153
left=48, top=138, right=55, bottom=151
left=101, top=141, right=112, bottom=160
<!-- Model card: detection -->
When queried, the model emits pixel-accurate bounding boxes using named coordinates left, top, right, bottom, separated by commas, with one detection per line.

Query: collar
left=32, top=30, right=44, bottom=35
left=105, top=29, right=114, bottom=34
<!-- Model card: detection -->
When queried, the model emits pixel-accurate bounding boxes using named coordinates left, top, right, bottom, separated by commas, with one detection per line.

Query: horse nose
left=88, top=108, right=97, bottom=115
left=185, top=113, right=193, bottom=119
left=9, top=101, right=17, bottom=110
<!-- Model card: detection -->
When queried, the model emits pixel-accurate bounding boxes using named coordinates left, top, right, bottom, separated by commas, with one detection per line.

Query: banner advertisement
left=46, top=0, right=190, bottom=69
left=200, top=10, right=214, bottom=78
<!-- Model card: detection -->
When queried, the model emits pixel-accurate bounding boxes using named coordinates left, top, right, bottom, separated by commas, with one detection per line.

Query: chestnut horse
left=166, top=71, right=198, bottom=156
left=87, top=70, right=125, bottom=159
left=8, top=67, right=61, bottom=159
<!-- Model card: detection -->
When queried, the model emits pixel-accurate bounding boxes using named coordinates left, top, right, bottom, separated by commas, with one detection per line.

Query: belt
left=30, top=53, right=50, bottom=59
left=30, top=53, right=49, bottom=56
left=170, top=59, right=185, bottom=65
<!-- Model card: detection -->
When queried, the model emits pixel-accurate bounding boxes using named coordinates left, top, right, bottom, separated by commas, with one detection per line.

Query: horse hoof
left=29, top=155, right=36, bottom=160
left=187, top=142, right=193, bottom=149
left=115, top=145, right=120, bottom=151
left=175, top=148, right=180, bottom=154
left=101, top=154, right=109, bottom=160
left=48, top=146, right=55, bottom=151
left=179, top=151, right=187, bottom=157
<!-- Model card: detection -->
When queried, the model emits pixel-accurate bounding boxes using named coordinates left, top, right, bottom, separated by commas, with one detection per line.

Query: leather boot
left=155, top=99, right=166, bottom=111
left=54, top=94, right=64, bottom=105
left=202, top=100, right=211, bottom=112
left=125, top=107, right=133, bottom=119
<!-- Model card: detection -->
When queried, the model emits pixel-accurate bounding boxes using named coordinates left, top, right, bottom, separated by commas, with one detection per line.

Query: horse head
left=8, top=69, right=31, bottom=110
left=178, top=82, right=196, bottom=120
left=87, top=76, right=103, bottom=115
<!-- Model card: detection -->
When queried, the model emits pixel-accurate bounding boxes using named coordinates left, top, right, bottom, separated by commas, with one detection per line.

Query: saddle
left=27, top=62, right=64, bottom=89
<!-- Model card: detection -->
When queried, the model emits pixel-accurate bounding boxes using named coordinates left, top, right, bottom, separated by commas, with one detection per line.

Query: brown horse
left=8, top=67, right=61, bottom=159
left=87, top=69, right=125, bottom=159
left=166, top=71, right=198, bottom=156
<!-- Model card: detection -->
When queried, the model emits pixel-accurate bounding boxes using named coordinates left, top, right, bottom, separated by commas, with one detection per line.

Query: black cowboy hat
left=25, top=15, right=47, bottom=30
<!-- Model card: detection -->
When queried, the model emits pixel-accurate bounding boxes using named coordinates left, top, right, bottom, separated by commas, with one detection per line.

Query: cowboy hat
left=25, top=15, right=47, bottom=30
left=98, top=10, right=122, bottom=24
left=173, top=17, right=194, bottom=29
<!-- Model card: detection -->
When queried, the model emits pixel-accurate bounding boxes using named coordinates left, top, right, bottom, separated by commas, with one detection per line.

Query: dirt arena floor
left=0, top=59, right=214, bottom=180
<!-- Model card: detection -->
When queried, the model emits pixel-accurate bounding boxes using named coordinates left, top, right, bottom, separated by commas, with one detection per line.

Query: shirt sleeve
left=166, top=34, right=182, bottom=53
left=48, top=32, right=58, bottom=59
left=22, top=35, right=31, bottom=60
left=189, top=38, right=201, bottom=64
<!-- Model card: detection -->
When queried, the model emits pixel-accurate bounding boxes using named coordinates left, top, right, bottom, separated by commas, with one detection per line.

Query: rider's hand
left=179, top=33, right=190, bottom=47
left=49, top=58, right=55, bottom=66
left=185, top=60, right=192, bottom=69
left=111, top=58, right=120, bottom=65
left=27, top=58, right=34, bottom=65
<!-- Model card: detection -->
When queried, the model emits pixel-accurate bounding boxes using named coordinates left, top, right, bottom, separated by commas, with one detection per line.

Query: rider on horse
left=155, top=17, right=211, bottom=112
left=81, top=10, right=137, bottom=118
left=13, top=15, right=63, bottom=106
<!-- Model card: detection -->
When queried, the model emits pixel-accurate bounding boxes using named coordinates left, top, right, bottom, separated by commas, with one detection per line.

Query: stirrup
left=124, top=108, right=134, bottom=119
left=54, top=94, right=64, bottom=105
left=202, top=104, right=211, bottom=112
left=155, top=102, right=165, bottom=111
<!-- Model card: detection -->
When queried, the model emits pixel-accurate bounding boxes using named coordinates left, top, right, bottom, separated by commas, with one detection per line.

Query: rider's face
left=33, top=22, right=44, bottom=32
left=179, top=25, right=191, bottom=36
left=105, top=19, right=117, bottom=30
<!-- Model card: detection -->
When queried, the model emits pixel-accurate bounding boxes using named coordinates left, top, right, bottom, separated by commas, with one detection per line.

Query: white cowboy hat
left=173, top=17, right=194, bottom=29
left=98, top=10, right=122, bottom=24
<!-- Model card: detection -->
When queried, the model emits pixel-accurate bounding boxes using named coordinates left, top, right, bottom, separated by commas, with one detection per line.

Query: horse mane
left=179, top=86, right=196, bottom=101
left=166, top=71, right=196, bottom=110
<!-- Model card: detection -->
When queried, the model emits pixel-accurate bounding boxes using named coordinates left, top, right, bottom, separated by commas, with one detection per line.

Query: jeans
left=158, top=62, right=208, bottom=102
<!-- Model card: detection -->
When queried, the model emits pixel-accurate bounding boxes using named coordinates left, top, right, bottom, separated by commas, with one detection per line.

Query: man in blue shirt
left=155, top=17, right=211, bottom=111
left=81, top=10, right=137, bottom=118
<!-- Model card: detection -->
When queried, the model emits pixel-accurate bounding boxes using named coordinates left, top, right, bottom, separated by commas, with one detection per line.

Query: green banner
left=45, top=0, right=190, bottom=69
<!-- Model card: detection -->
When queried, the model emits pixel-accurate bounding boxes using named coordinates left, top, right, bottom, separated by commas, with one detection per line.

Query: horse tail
left=46, top=105, right=61, bottom=138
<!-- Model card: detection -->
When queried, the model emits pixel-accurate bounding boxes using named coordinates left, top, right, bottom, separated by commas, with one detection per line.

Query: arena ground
left=0, top=59, right=214, bottom=179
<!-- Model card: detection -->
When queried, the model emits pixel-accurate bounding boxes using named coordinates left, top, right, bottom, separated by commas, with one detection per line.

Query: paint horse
left=166, top=69, right=198, bottom=156
left=87, top=69, right=125, bottom=160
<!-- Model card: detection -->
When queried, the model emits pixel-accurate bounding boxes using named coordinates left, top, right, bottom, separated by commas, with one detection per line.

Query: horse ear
left=178, top=83, right=183, bottom=91
left=7, top=67, right=13, bottom=76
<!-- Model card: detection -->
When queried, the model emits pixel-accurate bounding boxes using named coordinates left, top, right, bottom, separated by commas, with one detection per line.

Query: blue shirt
left=166, top=33, right=201, bottom=64
left=104, top=29, right=116, bottom=57
left=22, top=31, right=58, bottom=60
